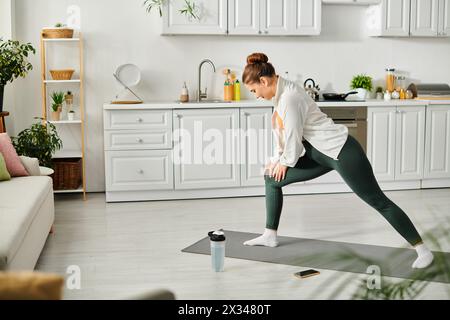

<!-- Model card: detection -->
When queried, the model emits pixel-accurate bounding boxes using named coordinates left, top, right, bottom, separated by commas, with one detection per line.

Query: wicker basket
left=51, top=158, right=82, bottom=190
left=42, top=28, right=74, bottom=39
left=50, top=69, right=75, bottom=80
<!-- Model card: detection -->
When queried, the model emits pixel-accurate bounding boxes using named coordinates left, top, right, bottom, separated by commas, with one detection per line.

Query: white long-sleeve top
left=269, top=76, right=349, bottom=168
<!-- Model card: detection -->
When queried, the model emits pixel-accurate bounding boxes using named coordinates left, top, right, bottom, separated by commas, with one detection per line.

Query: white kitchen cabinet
left=367, top=106, right=425, bottom=181
left=173, top=108, right=241, bottom=189
left=367, top=0, right=411, bottom=36
left=259, top=0, right=290, bottom=35
left=367, top=107, right=397, bottom=181
left=216, top=0, right=321, bottom=35
left=322, top=0, right=380, bottom=5
left=410, top=0, right=440, bottom=36
left=228, top=0, right=261, bottom=35
left=423, top=105, right=450, bottom=179
left=105, top=150, right=173, bottom=191
left=240, top=108, right=272, bottom=186
left=395, top=106, right=426, bottom=180
left=290, top=0, right=322, bottom=35
left=439, top=0, right=450, bottom=36
left=162, top=0, right=228, bottom=35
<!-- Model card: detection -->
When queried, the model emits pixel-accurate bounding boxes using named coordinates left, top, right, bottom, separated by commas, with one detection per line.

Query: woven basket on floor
left=42, top=28, right=74, bottom=39
left=51, top=158, right=82, bottom=190
left=50, top=69, right=75, bottom=80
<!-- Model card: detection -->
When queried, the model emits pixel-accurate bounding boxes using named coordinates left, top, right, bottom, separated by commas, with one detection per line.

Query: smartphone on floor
left=294, top=269, right=320, bottom=279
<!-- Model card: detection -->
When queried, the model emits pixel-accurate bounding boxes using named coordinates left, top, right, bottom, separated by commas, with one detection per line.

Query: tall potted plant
left=12, top=117, right=63, bottom=168
left=350, top=74, right=373, bottom=100
left=0, top=39, right=36, bottom=112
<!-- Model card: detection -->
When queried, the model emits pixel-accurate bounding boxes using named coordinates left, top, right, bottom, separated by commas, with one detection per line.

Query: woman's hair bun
left=247, top=52, right=269, bottom=65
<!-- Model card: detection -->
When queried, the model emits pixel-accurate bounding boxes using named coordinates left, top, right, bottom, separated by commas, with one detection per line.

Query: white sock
left=243, top=228, right=278, bottom=247
left=412, top=243, right=434, bottom=269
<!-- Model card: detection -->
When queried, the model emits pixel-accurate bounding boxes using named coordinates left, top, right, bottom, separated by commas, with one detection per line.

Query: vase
left=51, top=105, right=62, bottom=121
left=355, top=88, right=367, bottom=100
left=0, top=85, right=4, bottom=113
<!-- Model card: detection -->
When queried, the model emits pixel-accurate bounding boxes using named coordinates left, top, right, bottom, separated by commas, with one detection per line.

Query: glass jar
left=385, top=68, right=396, bottom=93
left=396, top=76, right=406, bottom=99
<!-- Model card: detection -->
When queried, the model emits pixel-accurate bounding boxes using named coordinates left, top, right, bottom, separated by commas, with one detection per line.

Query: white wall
left=1, top=0, right=16, bottom=133
left=10, top=0, right=450, bottom=192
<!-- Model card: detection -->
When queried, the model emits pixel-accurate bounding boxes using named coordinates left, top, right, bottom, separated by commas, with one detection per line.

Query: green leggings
left=264, top=134, right=422, bottom=246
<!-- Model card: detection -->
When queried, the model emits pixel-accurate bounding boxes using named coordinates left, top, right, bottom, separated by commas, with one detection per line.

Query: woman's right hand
left=264, top=161, right=278, bottom=176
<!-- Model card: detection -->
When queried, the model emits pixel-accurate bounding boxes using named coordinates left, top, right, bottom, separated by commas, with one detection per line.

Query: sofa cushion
left=0, top=133, right=29, bottom=177
left=19, top=156, right=41, bottom=176
left=0, top=153, right=11, bottom=181
left=0, top=176, right=53, bottom=269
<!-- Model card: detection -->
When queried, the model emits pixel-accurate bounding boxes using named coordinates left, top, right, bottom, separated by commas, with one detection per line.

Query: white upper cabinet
left=164, top=0, right=321, bottom=35
left=439, top=0, right=450, bottom=36
left=410, top=0, right=439, bottom=36
left=368, top=0, right=450, bottom=37
left=367, top=0, right=411, bottom=36
left=162, top=0, right=228, bottom=35
left=260, top=0, right=290, bottom=35
left=228, top=0, right=261, bottom=34
left=290, top=0, right=322, bottom=35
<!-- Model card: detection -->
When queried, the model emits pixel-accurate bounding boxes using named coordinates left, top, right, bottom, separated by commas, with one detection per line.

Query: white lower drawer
left=105, top=130, right=172, bottom=150
left=105, top=150, right=173, bottom=191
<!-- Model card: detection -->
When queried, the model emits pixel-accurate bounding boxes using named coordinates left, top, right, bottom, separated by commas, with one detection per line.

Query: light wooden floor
left=35, top=188, right=450, bottom=300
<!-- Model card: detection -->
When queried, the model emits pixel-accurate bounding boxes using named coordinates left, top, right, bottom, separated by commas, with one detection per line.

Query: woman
left=242, top=53, right=433, bottom=269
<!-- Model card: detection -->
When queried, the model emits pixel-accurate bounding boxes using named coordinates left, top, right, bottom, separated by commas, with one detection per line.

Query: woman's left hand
left=272, top=163, right=288, bottom=182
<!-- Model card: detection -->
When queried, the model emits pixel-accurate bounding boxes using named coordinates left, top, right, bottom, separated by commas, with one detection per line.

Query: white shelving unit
left=40, top=32, right=86, bottom=200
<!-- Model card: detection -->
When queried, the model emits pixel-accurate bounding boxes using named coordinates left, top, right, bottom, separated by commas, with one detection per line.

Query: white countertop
left=103, top=98, right=450, bottom=110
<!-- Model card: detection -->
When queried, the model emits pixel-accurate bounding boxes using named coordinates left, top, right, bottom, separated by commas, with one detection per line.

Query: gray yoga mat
left=182, top=230, right=450, bottom=284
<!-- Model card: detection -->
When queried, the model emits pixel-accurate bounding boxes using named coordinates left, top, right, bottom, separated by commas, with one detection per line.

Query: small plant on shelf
left=68, top=110, right=75, bottom=121
left=50, top=91, right=65, bottom=121
left=12, top=117, right=62, bottom=168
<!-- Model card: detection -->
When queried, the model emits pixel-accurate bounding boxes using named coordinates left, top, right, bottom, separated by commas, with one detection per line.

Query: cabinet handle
left=137, top=117, right=143, bottom=122
left=258, top=30, right=262, bottom=34
left=264, top=30, right=268, bottom=34
left=136, top=138, right=143, bottom=143
left=174, top=114, right=181, bottom=118
left=138, top=169, right=144, bottom=174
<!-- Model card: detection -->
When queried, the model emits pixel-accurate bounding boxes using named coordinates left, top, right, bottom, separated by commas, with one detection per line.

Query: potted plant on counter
left=350, top=74, right=373, bottom=100
left=50, top=91, right=64, bottom=121
left=0, top=39, right=36, bottom=112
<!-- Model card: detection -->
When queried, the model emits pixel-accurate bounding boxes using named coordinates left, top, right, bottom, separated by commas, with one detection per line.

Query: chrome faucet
left=198, top=59, right=216, bottom=102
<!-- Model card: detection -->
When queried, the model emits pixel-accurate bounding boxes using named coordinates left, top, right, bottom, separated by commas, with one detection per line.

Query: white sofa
left=0, top=174, right=54, bottom=270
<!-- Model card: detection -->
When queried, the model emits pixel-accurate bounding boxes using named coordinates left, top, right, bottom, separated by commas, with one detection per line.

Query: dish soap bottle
left=234, top=80, right=241, bottom=101
left=224, top=80, right=233, bottom=101
left=180, top=82, right=189, bottom=103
